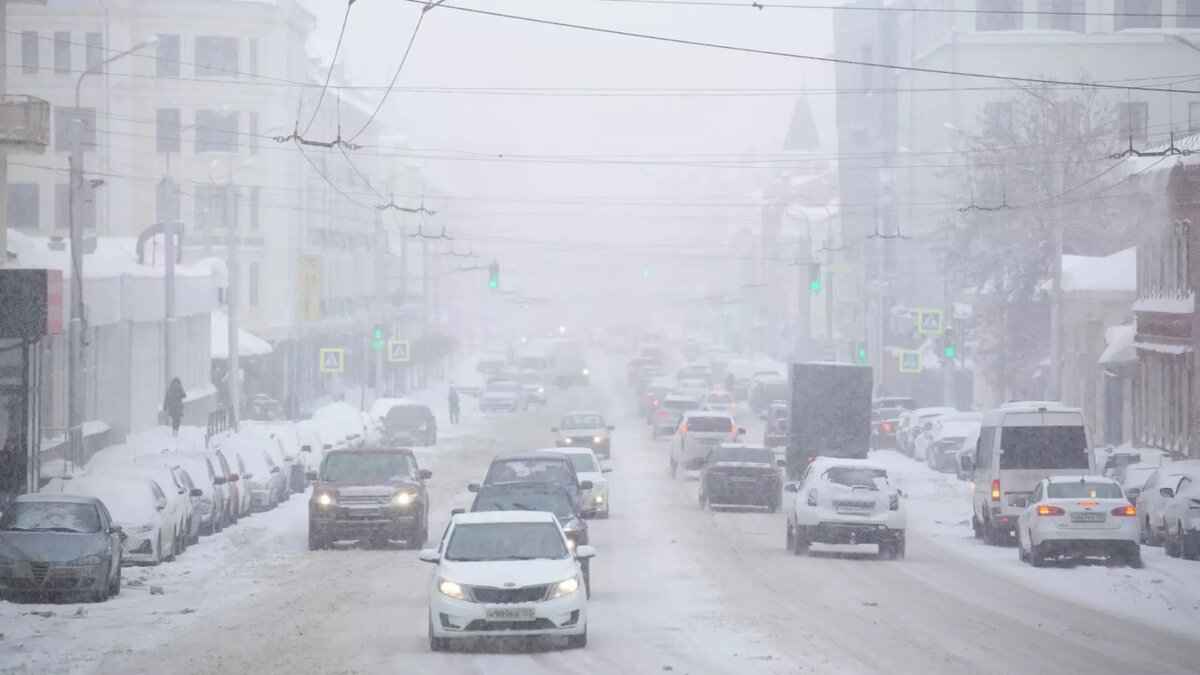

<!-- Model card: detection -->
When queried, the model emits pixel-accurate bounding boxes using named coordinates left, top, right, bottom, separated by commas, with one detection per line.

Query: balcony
left=0, top=95, right=51, bottom=153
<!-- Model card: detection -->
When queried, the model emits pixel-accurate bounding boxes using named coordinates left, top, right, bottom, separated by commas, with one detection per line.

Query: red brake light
left=1036, top=505, right=1065, bottom=516
left=881, top=421, right=894, bottom=433
left=653, top=399, right=659, bottom=406
left=706, top=469, right=726, bottom=477
left=679, top=424, right=688, bottom=434
left=1111, top=505, right=1136, bottom=517
left=657, top=410, right=669, bottom=417
left=991, top=480, right=1001, bottom=501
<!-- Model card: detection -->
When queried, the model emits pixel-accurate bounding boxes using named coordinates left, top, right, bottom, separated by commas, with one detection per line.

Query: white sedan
left=420, top=511, right=593, bottom=651
left=1017, top=476, right=1141, bottom=568
left=48, top=475, right=178, bottom=565
left=548, top=448, right=611, bottom=518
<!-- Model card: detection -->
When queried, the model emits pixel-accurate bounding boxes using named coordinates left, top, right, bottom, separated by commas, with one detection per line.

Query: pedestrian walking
left=0, top=438, right=23, bottom=509
left=164, top=377, right=186, bottom=435
left=448, top=386, right=461, bottom=425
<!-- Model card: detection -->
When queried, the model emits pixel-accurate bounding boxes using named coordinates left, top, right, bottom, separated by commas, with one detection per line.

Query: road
left=78, top=356, right=1200, bottom=675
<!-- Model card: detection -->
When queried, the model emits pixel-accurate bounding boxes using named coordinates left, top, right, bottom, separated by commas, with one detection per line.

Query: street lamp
left=66, top=36, right=159, bottom=467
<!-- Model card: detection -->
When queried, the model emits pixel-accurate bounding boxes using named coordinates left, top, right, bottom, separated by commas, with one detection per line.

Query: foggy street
left=7, top=357, right=1175, bottom=675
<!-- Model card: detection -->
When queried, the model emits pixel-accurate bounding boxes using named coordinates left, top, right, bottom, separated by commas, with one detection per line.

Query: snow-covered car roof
left=807, top=457, right=888, bottom=473
left=451, top=510, right=559, bottom=525
left=1045, top=475, right=1118, bottom=485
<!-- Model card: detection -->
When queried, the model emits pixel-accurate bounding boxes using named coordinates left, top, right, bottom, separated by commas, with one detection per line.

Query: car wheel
left=1183, top=527, right=1200, bottom=561
left=669, top=457, right=677, bottom=478
left=308, top=529, right=328, bottom=551
left=1018, top=533, right=1029, bottom=562
left=1125, top=545, right=1144, bottom=568
left=90, top=578, right=110, bottom=603
left=166, top=528, right=178, bottom=562
left=786, top=523, right=794, bottom=550
left=698, top=487, right=707, bottom=510
left=1166, top=521, right=1182, bottom=558
left=895, top=535, right=906, bottom=559
left=1140, top=516, right=1153, bottom=545
left=566, top=628, right=588, bottom=649
left=972, top=515, right=983, bottom=540
left=791, top=526, right=809, bottom=556
left=429, top=619, right=449, bottom=652
left=1030, top=540, right=1048, bottom=567
left=109, top=563, right=121, bottom=596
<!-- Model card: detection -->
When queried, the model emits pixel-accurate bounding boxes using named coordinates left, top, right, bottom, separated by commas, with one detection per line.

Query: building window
left=8, top=183, right=40, bottom=229
left=977, top=0, right=1022, bottom=31
left=248, top=262, right=259, bottom=307
left=157, top=179, right=181, bottom=224
left=194, top=184, right=238, bottom=231
left=54, top=183, right=96, bottom=230
left=1117, top=101, right=1149, bottom=145
left=249, top=186, right=260, bottom=230
left=156, top=34, right=180, bottom=78
left=1037, top=0, right=1085, bottom=32
left=194, top=36, right=239, bottom=78
left=20, top=31, right=39, bottom=73
left=53, top=106, right=97, bottom=151
left=249, top=112, right=259, bottom=155
left=1181, top=0, right=1200, bottom=28
left=156, top=108, right=181, bottom=153
left=85, top=32, right=104, bottom=71
left=53, top=31, right=71, bottom=74
left=249, top=38, right=258, bottom=77
left=1115, top=0, right=1162, bottom=30
left=195, top=110, right=238, bottom=153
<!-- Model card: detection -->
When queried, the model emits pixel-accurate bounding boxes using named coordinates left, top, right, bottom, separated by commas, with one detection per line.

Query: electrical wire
left=347, top=1, right=438, bottom=143
left=302, top=0, right=355, bottom=137
left=579, top=0, right=1200, bottom=17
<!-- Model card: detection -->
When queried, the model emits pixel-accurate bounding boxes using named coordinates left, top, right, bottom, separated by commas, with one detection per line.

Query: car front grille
left=463, top=618, right=556, bottom=632
left=468, top=584, right=552, bottom=604
left=338, top=494, right=391, bottom=506
left=30, top=562, right=50, bottom=584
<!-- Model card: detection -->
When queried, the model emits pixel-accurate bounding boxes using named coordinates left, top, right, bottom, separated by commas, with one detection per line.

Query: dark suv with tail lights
left=308, top=448, right=431, bottom=550
left=698, top=444, right=783, bottom=512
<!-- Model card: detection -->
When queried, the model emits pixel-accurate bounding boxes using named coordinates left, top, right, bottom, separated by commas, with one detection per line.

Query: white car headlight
left=564, top=437, right=573, bottom=444
left=393, top=491, right=416, bottom=507
left=316, top=493, right=334, bottom=507
left=582, top=368, right=590, bottom=376
left=438, top=578, right=466, bottom=600
left=593, top=494, right=605, bottom=505
left=551, top=575, right=581, bottom=599
left=67, top=554, right=103, bottom=567
left=593, top=436, right=603, bottom=444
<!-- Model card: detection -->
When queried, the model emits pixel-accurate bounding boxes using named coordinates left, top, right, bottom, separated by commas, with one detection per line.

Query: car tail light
left=706, top=469, right=726, bottom=478
left=657, top=410, right=669, bottom=417
left=652, top=399, right=659, bottom=407
left=881, top=421, right=894, bottom=433
left=1111, top=505, right=1136, bottom=517
left=679, top=424, right=688, bottom=434
left=1036, top=505, right=1065, bottom=516
left=991, top=479, right=1001, bottom=501
left=889, top=494, right=899, bottom=511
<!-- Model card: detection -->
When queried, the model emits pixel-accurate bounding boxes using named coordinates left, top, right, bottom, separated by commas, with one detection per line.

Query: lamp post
left=67, top=37, right=158, bottom=467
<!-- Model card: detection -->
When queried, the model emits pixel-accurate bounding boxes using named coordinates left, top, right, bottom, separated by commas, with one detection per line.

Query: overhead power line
left=582, top=0, right=1200, bottom=17
left=396, top=0, right=1200, bottom=95
left=302, top=0, right=356, bottom=137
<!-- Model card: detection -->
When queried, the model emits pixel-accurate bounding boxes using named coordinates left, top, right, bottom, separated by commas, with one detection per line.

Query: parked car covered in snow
left=1159, top=470, right=1200, bottom=559
left=47, top=475, right=178, bottom=566
left=1136, top=462, right=1200, bottom=546
left=0, top=494, right=125, bottom=601
left=86, top=462, right=194, bottom=558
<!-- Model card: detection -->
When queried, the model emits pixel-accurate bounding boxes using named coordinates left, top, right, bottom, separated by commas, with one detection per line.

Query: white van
left=964, top=402, right=1096, bottom=545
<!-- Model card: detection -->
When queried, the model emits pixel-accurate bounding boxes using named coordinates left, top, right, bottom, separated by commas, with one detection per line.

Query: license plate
left=347, top=506, right=381, bottom=516
left=837, top=507, right=871, bottom=515
left=699, top=438, right=721, bottom=445
left=485, top=607, right=535, bottom=621
left=1070, top=512, right=1106, bottom=523
left=731, top=476, right=756, bottom=483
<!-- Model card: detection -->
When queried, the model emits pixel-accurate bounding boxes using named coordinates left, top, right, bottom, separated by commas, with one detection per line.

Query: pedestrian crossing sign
left=898, top=350, right=922, bottom=373
left=388, top=339, right=411, bottom=363
left=917, top=308, right=944, bottom=335
left=319, top=348, right=344, bottom=373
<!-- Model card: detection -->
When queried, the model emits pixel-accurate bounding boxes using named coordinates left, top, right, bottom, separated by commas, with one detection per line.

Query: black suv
left=469, top=451, right=593, bottom=513
left=380, top=403, right=437, bottom=447
left=698, top=444, right=783, bottom=512
left=308, top=448, right=431, bottom=550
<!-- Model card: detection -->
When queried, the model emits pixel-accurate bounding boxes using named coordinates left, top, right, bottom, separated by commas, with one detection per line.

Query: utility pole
left=67, top=117, right=85, bottom=467
left=0, top=0, right=8, bottom=271
left=1048, top=164, right=1065, bottom=401
left=225, top=176, right=240, bottom=427
left=796, top=230, right=811, bottom=361
left=943, top=263, right=955, bottom=408
left=421, top=234, right=430, bottom=388
left=163, top=217, right=177, bottom=384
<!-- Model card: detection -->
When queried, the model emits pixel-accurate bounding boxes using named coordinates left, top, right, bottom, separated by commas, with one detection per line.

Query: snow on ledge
left=1133, top=341, right=1194, bottom=356
left=1132, top=294, right=1195, bottom=314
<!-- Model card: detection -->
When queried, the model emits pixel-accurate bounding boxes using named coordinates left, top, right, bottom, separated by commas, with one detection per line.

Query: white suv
left=671, top=411, right=739, bottom=478
left=784, top=458, right=906, bottom=559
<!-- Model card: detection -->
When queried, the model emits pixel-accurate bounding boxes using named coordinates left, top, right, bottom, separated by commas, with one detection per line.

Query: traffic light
left=943, top=328, right=956, bottom=359
left=641, top=264, right=651, bottom=279
left=809, top=263, right=822, bottom=293
left=855, top=342, right=868, bottom=365
left=488, top=262, right=499, bottom=291
left=372, top=324, right=385, bottom=350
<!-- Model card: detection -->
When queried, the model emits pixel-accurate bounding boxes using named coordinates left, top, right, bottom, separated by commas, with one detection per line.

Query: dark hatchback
left=470, top=451, right=593, bottom=514
left=308, top=448, right=432, bottom=550
left=698, top=445, right=783, bottom=512
left=464, top=481, right=592, bottom=596
left=381, top=403, right=438, bottom=447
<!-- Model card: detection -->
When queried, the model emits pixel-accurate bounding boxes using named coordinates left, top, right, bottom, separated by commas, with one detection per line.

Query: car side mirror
left=450, top=508, right=465, bottom=516
left=777, top=459, right=787, bottom=468
left=468, top=483, right=481, bottom=493
left=897, top=488, right=905, bottom=498
left=417, top=549, right=441, bottom=563
left=551, top=427, right=559, bottom=433
left=574, top=544, right=597, bottom=560
left=229, top=473, right=240, bottom=482
left=579, top=480, right=594, bottom=490
left=1160, top=487, right=1175, bottom=498
left=419, top=469, right=433, bottom=479
left=784, top=483, right=800, bottom=493
left=156, top=498, right=167, bottom=511
left=108, top=525, right=123, bottom=535
left=213, top=476, right=228, bottom=485
left=270, top=466, right=280, bottom=473
left=190, top=488, right=203, bottom=498
left=306, top=470, right=318, bottom=481
left=602, top=467, right=613, bottom=474
left=301, top=444, right=312, bottom=453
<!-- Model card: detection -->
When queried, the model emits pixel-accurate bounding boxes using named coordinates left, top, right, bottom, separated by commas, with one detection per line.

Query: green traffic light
left=944, top=346, right=956, bottom=358
left=642, top=265, right=651, bottom=278
left=810, top=280, right=821, bottom=292
left=488, top=279, right=499, bottom=290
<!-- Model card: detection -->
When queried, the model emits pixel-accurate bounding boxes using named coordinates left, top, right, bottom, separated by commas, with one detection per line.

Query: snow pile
left=1061, top=247, right=1136, bottom=293
left=1099, top=324, right=1137, bottom=365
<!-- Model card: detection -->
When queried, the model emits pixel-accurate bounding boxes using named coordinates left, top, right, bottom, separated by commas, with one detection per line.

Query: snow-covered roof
left=6, top=230, right=214, bottom=279
left=1134, top=341, right=1193, bottom=356
left=210, top=309, right=274, bottom=359
left=1099, top=324, right=1137, bottom=365
left=1061, top=247, right=1136, bottom=294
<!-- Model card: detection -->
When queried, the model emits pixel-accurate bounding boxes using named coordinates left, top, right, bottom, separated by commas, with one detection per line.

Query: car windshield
left=322, top=452, right=415, bottom=482
left=561, top=414, right=603, bottom=429
left=707, top=393, right=733, bottom=403
left=712, top=448, right=774, bottom=464
left=384, top=406, right=428, bottom=424
left=999, top=426, right=1089, bottom=470
left=0, top=502, right=102, bottom=533
left=489, top=382, right=519, bottom=393
left=823, top=467, right=889, bottom=491
left=488, top=458, right=574, bottom=485
left=567, top=453, right=600, bottom=473
left=686, top=416, right=732, bottom=432
left=1046, top=482, right=1124, bottom=499
left=475, top=489, right=574, bottom=519
left=444, top=522, right=569, bottom=561
left=664, top=399, right=700, bottom=411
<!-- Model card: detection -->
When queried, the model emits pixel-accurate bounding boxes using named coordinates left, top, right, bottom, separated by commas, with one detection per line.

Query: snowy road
left=5, top=358, right=1200, bottom=674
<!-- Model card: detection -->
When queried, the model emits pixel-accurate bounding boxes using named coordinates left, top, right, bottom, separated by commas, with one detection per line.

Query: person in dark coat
left=0, top=438, right=23, bottom=507
left=164, top=378, right=186, bottom=435
left=448, top=386, right=461, bottom=425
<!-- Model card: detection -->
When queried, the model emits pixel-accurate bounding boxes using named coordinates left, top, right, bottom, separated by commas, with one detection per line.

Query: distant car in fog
left=699, top=444, right=782, bottom=512
left=671, top=411, right=739, bottom=477
left=381, top=403, right=438, bottom=447
left=552, top=411, right=613, bottom=459
left=479, top=380, right=528, bottom=413
left=652, top=395, right=701, bottom=440
left=701, top=390, right=737, bottom=415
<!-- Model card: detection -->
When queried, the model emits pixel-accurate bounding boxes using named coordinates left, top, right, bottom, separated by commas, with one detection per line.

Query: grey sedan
left=0, top=494, right=125, bottom=602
